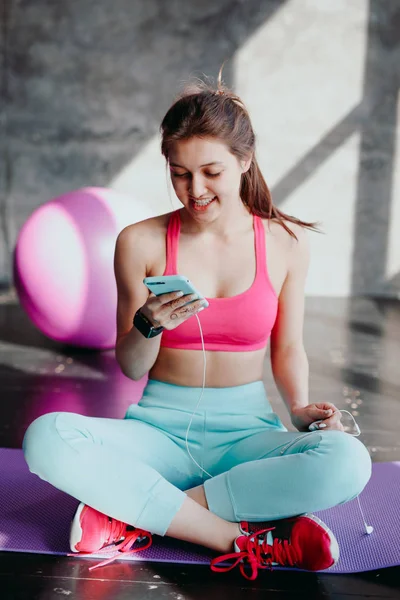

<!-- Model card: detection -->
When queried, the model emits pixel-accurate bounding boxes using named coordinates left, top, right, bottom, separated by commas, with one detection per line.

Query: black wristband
left=133, top=309, right=164, bottom=338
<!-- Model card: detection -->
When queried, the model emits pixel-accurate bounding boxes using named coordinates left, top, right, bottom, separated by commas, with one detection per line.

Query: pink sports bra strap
left=254, top=215, right=268, bottom=278
left=164, top=210, right=180, bottom=275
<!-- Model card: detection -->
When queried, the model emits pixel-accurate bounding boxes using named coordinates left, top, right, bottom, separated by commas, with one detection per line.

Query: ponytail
left=241, top=158, right=320, bottom=239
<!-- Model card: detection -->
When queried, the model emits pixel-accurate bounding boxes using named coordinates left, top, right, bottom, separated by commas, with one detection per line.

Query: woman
left=23, top=78, right=372, bottom=581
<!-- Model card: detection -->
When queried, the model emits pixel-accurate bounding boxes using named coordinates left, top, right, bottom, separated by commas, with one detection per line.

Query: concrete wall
left=1, top=0, right=399, bottom=297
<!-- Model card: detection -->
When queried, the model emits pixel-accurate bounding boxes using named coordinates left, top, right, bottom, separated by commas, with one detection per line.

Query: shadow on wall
left=271, top=0, right=399, bottom=298
left=1, top=0, right=287, bottom=283
left=350, top=0, right=399, bottom=297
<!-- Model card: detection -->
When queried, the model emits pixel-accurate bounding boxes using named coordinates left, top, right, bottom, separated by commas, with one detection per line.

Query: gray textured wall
left=1, top=0, right=399, bottom=297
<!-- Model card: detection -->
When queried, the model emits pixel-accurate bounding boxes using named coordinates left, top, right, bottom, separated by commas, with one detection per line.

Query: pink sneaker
left=210, top=514, right=339, bottom=580
left=70, top=503, right=152, bottom=570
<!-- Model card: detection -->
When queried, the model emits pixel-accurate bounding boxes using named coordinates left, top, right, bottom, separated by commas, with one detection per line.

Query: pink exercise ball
left=14, top=187, right=154, bottom=349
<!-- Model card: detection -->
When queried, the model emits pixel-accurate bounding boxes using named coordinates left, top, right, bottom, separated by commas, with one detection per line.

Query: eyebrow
left=169, top=161, right=224, bottom=168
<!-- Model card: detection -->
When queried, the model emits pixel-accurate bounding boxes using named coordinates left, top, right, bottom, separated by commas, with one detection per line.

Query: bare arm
left=114, top=225, right=162, bottom=381
left=270, top=226, right=311, bottom=415
left=114, top=222, right=206, bottom=381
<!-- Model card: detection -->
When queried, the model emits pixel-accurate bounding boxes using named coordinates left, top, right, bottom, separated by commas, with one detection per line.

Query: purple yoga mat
left=0, top=448, right=399, bottom=573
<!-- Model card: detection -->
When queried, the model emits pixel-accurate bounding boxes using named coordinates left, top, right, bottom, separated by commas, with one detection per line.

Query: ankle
left=220, top=522, right=242, bottom=554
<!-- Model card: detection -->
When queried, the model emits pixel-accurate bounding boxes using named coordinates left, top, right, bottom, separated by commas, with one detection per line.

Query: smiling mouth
left=191, top=196, right=216, bottom=207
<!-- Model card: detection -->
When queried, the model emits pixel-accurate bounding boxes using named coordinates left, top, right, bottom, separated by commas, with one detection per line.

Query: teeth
left=193, top=197, right=215, bottom=206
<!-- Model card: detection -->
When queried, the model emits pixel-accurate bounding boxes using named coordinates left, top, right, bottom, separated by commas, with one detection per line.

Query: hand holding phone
left=141, top=275, right=209, bottom=330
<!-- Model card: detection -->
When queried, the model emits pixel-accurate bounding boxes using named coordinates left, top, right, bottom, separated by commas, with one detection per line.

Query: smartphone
left=143, top=275, right=209, bottom=308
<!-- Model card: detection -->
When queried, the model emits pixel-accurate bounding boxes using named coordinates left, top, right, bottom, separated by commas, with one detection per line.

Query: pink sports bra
left=160, top=210, right=278, bottom=352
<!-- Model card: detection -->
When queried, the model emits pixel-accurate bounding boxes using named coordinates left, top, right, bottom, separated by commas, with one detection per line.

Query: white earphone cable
left=183, top=315, right=373, bottom=533
left=184, top=314, right=213, bottom=478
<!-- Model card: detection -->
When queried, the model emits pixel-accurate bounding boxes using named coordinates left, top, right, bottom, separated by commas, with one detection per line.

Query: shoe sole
left=69, top=502, right=86, bottom=553
left=303, top=513, right=340, bottom=566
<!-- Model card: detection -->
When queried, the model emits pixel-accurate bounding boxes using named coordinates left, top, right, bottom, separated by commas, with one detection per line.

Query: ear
left=241, top=154, right=253, bottom=174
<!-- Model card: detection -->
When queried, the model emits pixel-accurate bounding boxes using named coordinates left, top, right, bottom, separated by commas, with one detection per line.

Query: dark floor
left=1, top=293, right=399, bottom=599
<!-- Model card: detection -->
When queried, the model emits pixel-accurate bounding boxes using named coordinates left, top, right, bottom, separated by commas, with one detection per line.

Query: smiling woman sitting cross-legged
left=22, top=71, right=372, bottom=581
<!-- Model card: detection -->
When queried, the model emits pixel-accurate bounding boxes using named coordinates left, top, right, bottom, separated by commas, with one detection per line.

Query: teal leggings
left=23, top=379, right=372, bottom=536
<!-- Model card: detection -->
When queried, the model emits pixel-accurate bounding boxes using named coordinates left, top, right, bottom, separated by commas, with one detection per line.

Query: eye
left=205, top=172, right=222, bottom=178
left=171, top=172, right=189, bottom=178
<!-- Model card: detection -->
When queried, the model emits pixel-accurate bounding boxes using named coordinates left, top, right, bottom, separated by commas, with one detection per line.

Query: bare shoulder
left=114, top=211, right=173, bottom=278
left=262, top=218, right=310, bottom=274
left=285, top=221, right=310, bottom=267
left=263, top=217, right=308, bottom=243
left=117, top=212, right=171, bottom=248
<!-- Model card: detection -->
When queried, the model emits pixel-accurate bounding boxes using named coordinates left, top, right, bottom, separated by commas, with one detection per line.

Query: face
left=168, top=136, right=251, bottom=219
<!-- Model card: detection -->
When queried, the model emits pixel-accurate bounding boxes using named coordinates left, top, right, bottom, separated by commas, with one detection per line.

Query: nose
left=189, top=175, right=207, bottom=199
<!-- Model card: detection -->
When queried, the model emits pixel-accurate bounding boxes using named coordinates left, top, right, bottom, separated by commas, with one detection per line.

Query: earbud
left=365, top=525, right=374, bottom=534
left=357, top=496, right=373, bottom=535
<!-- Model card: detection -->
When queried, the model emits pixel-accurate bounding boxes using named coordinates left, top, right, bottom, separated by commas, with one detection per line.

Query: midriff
left=149, top=346, right=267, bottom=387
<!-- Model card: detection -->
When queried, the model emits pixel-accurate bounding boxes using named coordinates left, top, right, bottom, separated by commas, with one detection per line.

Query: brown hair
left=160, top=75, right=320, bottom=239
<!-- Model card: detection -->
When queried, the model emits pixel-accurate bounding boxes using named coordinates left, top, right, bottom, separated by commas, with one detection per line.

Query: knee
left=327, top=431, right=372, bottom=501
left=23, top=412, right=60, bottom=476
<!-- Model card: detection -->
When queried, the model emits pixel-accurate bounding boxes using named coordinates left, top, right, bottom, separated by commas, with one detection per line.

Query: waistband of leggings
left=139, top=378, right=272, bottom=412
